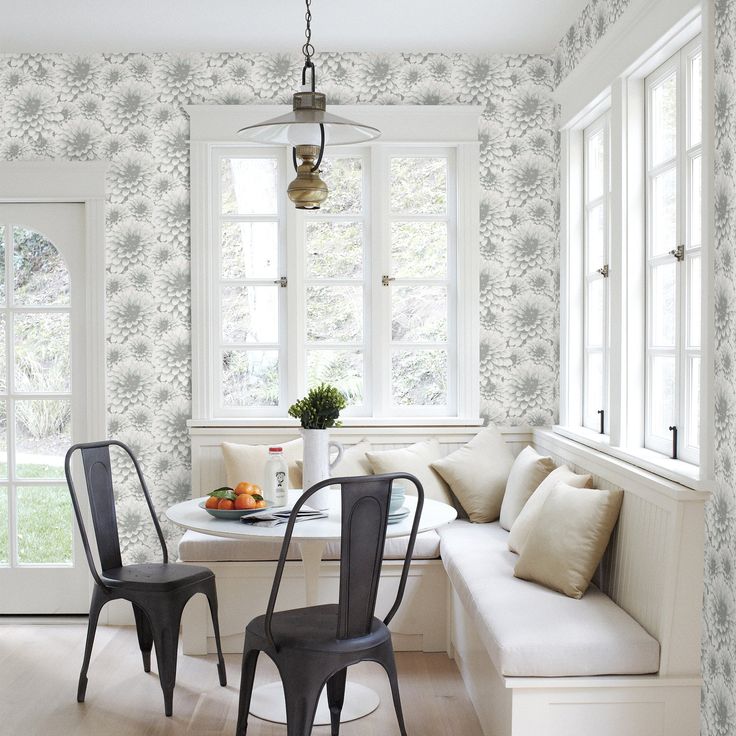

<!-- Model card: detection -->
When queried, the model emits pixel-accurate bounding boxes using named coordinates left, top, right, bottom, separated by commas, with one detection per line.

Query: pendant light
left=237, top=0, right=380, bottom=210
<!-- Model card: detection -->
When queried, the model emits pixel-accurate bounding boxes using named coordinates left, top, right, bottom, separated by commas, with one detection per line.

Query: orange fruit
left=255, top=500, right=267, bottom=509
left=218, top=499, right=235, bottom=510
left=234, top=482, right=251, bottom=495
left=205, top=496, right=219, bottom=509
left=235, top=494, right=256, bottom=510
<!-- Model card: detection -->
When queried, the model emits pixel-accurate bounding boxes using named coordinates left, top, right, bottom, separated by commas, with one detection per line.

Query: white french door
left=0, top=203, right=90, bottom=613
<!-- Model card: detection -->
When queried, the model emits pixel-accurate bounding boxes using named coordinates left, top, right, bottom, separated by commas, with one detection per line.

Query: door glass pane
left=16, top=486, right=73, bottom=565
left=306, top=222, right=363, bottom=279
left=221, top=222, right=278, bottom=279
left=391, top=349, right=447, bottom=406
left=318, top=157, right=363, bottom=215
left=392, top=286, right=447, bottom=342
left=584, top=351, right=603, bottom=428
left=221, top=286, right=278, bottom=343
left=391, top=222, right=448, bottom=278
left=15, top=399, right=71, bottom=479
left=688, top=255, right=701, bottom=349
left=688, top=357, right=701, bottom=449
left=586, top=278, right=604, bottom=348
left=14, top=313, right=71, bottom=393
left=0, top=225, right=5, bottom=306
left=650, top=355, right=676, bottom=439
left=690, top=53, right=702, bottom=147
left=0, top=402, right=6, bottom=479
left=307, top=350, right=363, bottom=406
left=0, top=316, right=6, bottom=393
left=651, top=262, right=677, bottom=347
left=222, top=349, right=279, bottom=407
left=586, top=205, right=605, bottom=269
left=651, top=167, right=677, bottom=256
left=390, top=157, right=447, bottom=215
left=0, top=487, right=7, bottom=565
left=651, top=72, right=677, bottom=166
left=586, top=130, right=605, bottom=201
left=221, top=158, right=278, bottom=215
left=306, top=286, right=363, bottom=342
left=13, top=227, right=70, bottom=305
left=690, top=155, right=702, bottom=247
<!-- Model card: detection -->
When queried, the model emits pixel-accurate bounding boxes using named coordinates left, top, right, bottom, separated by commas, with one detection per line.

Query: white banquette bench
left=179, top=423, right=707, bottom=736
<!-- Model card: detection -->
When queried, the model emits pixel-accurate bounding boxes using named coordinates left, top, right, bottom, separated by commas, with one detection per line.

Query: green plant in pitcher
left=288, top=383, right=347, bottom=429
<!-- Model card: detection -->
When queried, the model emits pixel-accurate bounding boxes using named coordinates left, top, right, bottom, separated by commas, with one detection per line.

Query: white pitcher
left=301, top=428, right=343, bottom=510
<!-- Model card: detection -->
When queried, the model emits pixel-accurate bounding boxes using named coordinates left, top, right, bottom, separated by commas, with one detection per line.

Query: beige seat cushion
left=367, top=439, right=453, bottom=506
left=431, top=426, right=514, bottom=523
left=438, top=520, right=659, bottom=676
left=507, top=465, right=592, bottom=553
left=178, top=529, right=441, bottom=562
left=222, top=439, right=302, bottom=491
left=498, top=446, right=555, bottom=530
left=297, top=440, right=373, bottom=479
left=514, top=484, right=624, bottom=599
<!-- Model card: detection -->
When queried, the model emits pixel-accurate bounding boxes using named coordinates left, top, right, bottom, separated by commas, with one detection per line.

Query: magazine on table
left=240, top=505, right=327, bottom=527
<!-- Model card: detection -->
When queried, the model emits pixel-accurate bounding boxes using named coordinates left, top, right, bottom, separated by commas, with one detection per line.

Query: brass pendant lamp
left=237, top=0, right=380, bottom=210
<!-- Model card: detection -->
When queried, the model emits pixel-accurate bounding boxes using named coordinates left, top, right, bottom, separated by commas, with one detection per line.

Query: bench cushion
left=178, top=529, right=441, bottom=562
left=438, top=520, right=660, bottom=677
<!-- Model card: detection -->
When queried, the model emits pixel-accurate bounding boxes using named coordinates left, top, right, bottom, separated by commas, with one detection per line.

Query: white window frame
left=189, top=105, right=481, bottom=426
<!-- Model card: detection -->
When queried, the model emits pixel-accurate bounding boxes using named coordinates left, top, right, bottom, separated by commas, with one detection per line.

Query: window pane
left=651, top=167, right=677, bottom=256
left=690, top=53, right=702, bottom=147
left=221, top=286, right=278, bottom=344
left=688, top=357, right=701, bottom=449
left=17, top=486, right=73, bottom=565
left=690, top=155, right=702, bottom=248
left=306, top=286, right=363, bottom=342
left=0, top=487, right=7, bottom=565
left=586, top=204, right=605, bottom=269
left=586, top=278, right=605, bottom=348
left=688, top=255, right=701, bottom=349
left=306, top=222, right=363, bottom=279
left=586, top=130, right=605, bottom=202
left=13, top=227, right=70, bottom=305
left=0, top=316, right=5, bottom=393
left=221, top=222, right=278, bottom=279
left=221, top=158, right=278, bottom=215
left=651, top=262, right=677, bottom=347
left=390, top=157, right=447, bottom=215
left=0, top=225, right=5, bottom=306
left=307, top=350, right=363, bottom=406
left=391, top=349, right=447, bottom=406
left=222, top=350, right=279, bottom=407
left=391, top=222, right=448, bottom=279
left=584, top=351, right=603, bottom=428
left=15, top=399, right=71, bottom=479
left=651, top=72, right=677, bottom=166
left=14, top=313, right=71, bottom=393
left=0, top=402, right=6, bottom=480
left=318, top=157, right=363, bottom=215
left=649, top=355, right=676, bottom=439
left=392, top=285, right=447, bottom=342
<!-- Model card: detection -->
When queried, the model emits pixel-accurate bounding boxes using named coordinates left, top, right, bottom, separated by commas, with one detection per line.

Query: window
left=197, top=116, right=479, bottom=422
left=583, top=114, right=611, bottom=434
left=644, top=40, right=702, bottom=463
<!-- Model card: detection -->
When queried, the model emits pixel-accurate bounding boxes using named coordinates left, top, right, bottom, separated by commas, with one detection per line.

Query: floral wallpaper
left=0, top=52, right=558, bottom=561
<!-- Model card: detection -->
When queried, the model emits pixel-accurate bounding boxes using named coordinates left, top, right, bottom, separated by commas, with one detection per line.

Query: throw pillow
left=498, top=446, right=555, bottom=530
left=430, top=426, right=515, bottom=522
left=222, top=439, right=303, bottom=491
left=513, top=483, right=624, bottom=599
left=507, top=465, right=592, bottom=553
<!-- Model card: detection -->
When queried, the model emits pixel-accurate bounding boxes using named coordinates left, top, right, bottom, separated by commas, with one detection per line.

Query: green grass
left=16, top=486, right=72, bottom=564
left=0, top=490, right=7, bottom=565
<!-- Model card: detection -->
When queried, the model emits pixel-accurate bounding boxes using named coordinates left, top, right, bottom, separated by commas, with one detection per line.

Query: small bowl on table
left=389, top=484, right=406, bottom=515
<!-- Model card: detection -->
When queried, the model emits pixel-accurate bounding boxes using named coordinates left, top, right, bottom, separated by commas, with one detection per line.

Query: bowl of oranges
left=200, top=482, right=270, bottom=519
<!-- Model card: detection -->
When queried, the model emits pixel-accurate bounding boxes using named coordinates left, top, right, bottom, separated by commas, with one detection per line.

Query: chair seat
left=247, top=604, right=391, bottom=653
left=100, top=562, right=214, bottom=592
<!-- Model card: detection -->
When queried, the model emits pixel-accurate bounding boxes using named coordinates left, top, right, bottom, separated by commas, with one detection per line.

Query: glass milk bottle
left=265, top=447, right=288, bottom=507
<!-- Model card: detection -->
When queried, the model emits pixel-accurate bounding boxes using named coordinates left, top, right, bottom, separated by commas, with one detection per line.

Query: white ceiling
left=1, top=0, right=588, bottom=55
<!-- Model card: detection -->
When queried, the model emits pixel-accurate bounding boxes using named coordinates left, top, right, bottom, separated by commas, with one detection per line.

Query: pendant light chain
left=302, top=0, right=315, bottom=62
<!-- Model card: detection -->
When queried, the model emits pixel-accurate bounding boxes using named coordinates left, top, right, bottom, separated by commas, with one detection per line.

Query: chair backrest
left=64, top=440, right=167, bottom=583
left=264, top=472, right=425, bottom=645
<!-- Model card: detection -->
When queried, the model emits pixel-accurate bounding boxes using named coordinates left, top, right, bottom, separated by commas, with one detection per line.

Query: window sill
left=188, top=417, right=486, bottom=429
left=551, top=425, right=707, bottom=491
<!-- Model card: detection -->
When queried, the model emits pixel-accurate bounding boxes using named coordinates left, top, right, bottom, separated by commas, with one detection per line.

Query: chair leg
left=77, top=586, right=105, bottom=703
left=281, top=668, right=324, bottom=736
left=326, top=668, right=347, bottom=736
left=378, top=646, right=408, bottom=736
left=205, top=585, right=227, bottom=686
left=235, top=645, right=260, bottom=736
left=132, top=603, right=154, bottom=673
left=148, top=602, right=185, bottom=717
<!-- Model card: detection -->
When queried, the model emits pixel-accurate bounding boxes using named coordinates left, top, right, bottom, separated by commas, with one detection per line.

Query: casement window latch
left=382, top=275, right=395, bottom=286
left=274, top=277, right=288, bottom=287
left=597, top=264, right=609, bottom=278
left=669, top=245, right=685, bottom=262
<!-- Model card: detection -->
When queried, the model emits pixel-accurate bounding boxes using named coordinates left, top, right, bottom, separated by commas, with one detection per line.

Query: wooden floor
left=0, top=625, right=483, bottom=736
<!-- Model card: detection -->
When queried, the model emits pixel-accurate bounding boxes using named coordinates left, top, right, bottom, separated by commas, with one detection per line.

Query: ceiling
left=1, top=0, right=588, bottom=55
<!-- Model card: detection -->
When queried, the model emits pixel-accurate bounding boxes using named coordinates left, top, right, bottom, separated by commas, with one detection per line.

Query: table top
left=166, top=490, right=457, bottom=542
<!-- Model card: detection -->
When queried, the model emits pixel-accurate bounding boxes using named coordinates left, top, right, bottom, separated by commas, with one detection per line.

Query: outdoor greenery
left=288, top=383, right=347, bottom=429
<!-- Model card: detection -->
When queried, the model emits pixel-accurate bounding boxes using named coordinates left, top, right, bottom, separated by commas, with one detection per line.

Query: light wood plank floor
left=0, top=625, right=482, bottom=736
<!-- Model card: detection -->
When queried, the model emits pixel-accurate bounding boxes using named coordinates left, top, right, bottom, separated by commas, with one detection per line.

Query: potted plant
left=289, top=384, right=346, bottom=509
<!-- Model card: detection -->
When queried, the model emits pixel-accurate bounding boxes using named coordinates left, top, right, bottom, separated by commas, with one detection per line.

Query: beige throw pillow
left=296, top=440, right=373, bottom=479
left=514, top=483, right=624, bottom=599
left=507, top=465, right=592, bottom=553
left=367, top=439, right=454, bottom=506
left=498, top=446, right=555, bottom=530
left=222, top=439, right=303, bottom=491
left=430, top=426, right=515, bottom=522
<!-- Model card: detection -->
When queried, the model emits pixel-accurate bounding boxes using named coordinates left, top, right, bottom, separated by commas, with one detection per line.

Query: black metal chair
left=235, top=472, right=424, bottom=736
left=64, top=439, right=227, bottom=717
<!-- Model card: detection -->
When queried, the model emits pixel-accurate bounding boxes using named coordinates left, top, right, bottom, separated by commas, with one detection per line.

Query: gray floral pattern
left=0, top=51, right=558, bottom=563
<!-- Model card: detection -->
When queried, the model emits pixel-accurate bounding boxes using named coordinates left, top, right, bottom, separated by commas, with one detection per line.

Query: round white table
left=166, top=490, right=456, bottom=725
